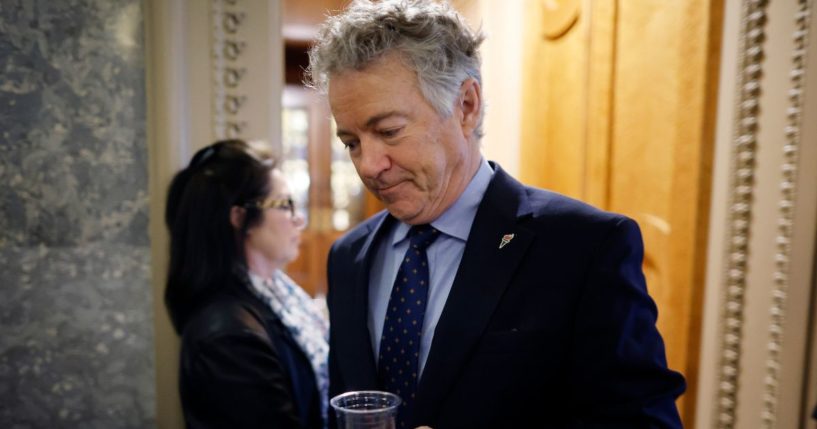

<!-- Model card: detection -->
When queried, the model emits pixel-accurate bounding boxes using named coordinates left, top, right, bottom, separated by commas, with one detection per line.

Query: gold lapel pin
left=499, top=233, right=515, bottom=249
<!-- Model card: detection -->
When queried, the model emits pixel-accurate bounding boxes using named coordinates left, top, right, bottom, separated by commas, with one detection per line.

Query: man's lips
left=373, top=180, right=407, bottom=193
left=378, top=183, right=400, bottom=192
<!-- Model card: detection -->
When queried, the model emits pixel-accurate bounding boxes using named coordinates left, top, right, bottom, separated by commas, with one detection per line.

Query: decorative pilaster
left=212, top=0, right=249, bottom=139
left=715, top=1, right=769, bottom=427
left=760, top=1, right=813, bottom=427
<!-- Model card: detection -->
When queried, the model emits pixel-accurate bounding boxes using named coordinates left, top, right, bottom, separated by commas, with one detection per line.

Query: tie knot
left=408, top=224, right=440, bottom=251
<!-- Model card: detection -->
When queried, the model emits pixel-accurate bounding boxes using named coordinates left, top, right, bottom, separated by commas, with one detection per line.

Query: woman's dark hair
left=164, top=139, right=276, bottom=334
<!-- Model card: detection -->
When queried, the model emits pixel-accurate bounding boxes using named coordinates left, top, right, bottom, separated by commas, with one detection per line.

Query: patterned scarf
left=247, top=270, right=330, bottom=427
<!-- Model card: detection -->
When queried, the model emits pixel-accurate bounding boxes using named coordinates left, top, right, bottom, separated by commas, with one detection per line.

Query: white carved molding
left=714, top=1, right=769, bottom=426
left=761, top=2, right=813, bottom=428
left=212, top=0, right=249, bottom=139
left=700, top=0, right=817, bottom=428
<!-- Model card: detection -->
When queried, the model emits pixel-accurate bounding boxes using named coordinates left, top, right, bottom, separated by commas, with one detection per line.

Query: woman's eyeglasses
left=248, top=197, right=296, bottom=217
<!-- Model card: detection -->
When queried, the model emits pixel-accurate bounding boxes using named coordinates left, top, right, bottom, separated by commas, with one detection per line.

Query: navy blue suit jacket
left=327, top=163, right=685, bottom=428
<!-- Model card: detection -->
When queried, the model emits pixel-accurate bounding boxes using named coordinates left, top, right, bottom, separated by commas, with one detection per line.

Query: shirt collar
left=392, top=158, right=494, bottom=245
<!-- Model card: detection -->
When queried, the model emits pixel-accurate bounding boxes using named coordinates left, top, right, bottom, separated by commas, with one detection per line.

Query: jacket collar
left=411, top=162, right=537, bottom=426
left=339, top=162, right=538, bottom=425
left=341, top=211, right=396, bottom=389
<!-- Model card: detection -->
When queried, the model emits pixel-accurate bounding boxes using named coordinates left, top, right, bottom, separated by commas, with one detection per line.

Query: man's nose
left=355, top=139, right=391, bottom=179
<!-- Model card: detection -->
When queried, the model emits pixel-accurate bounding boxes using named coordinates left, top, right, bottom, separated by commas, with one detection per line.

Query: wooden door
left=280, top=0, right=384, bottom=298
left=520, top=1, right=723, bottom=426
left=280, top=85, right=382, bottom=297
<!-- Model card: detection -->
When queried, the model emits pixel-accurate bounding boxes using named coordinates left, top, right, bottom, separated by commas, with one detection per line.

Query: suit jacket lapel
left=337, top=212, right=394, bottom=390
left=413, top=165, right=536, bottom=424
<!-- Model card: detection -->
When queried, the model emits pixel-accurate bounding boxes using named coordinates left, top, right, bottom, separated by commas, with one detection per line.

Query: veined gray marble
left=0, top=0, right=154, bottom=427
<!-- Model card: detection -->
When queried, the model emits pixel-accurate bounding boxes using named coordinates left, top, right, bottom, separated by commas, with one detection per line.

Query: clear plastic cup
left=330, top=390, right=402, bottom=429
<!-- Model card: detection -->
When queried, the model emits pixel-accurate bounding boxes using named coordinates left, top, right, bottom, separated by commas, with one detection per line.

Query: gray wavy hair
left=306, top=0, right=485, bottom=138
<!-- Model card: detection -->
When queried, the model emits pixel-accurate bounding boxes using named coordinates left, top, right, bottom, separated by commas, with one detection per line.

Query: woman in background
left=164, top=139, right=328, bottom=428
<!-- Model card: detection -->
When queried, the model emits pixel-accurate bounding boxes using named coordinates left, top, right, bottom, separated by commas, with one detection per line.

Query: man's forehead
left=329, top=85, right=417, bottom=125
left=334, top=110, right=410, bottom=136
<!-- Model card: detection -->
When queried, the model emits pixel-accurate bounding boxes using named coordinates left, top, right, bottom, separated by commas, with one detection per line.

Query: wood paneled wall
left=520, top=1, right=724, bottom=426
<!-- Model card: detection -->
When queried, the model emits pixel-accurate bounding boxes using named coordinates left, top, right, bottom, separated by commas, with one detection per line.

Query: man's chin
left=385, top=203, right=427, bottom=224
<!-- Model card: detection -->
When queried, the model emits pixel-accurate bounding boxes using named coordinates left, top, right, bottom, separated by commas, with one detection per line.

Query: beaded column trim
left=212, top=0, right=248, bottom=139
left=760, top=1, right=813, bottom=428
left=715, top=1, right=769, bottom=428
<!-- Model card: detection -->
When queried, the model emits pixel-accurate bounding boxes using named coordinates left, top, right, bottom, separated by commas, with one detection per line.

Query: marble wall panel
left=0, top=0, right=154, bottom=427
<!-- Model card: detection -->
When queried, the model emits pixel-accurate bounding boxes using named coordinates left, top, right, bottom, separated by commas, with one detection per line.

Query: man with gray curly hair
left=307, top=0, right=484, bottom=138
left=312, top=1, right=685, bottom=428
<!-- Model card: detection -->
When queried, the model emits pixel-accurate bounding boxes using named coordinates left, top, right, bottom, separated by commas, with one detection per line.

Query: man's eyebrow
left=365, top=111, right=406, bottom=128
left=336, top=111, right=408, bottom=138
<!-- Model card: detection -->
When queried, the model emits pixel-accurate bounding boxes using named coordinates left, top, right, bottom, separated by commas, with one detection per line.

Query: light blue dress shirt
left=368, top=159, right=494, bottom=379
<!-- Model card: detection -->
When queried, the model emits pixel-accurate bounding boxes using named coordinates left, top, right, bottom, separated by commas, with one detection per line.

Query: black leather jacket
left=179, top=286, right=322, bottom=428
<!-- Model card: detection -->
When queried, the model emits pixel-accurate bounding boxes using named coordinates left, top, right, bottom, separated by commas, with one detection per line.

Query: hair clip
left=190, top=146, right=217, bottom=168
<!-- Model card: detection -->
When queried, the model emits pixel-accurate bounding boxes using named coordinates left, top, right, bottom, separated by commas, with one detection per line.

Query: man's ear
left=458, top=77, right=481, bottom=138
left=230, top=206, right=246, bottom=231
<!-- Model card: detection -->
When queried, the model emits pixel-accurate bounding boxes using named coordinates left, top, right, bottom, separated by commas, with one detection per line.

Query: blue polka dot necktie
left=378, top=224, right=440, bottom=428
